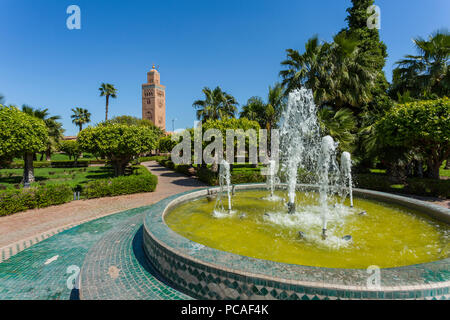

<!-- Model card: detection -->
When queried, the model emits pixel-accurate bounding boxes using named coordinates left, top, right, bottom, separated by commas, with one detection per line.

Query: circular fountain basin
left=143, top=184, right=450, bottom=300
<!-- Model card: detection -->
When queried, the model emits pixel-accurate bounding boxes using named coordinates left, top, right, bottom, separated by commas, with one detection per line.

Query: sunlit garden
left=0, top=0, right=448, bottom=303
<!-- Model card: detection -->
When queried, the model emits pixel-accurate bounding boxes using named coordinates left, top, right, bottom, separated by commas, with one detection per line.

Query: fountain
left=142, top=88, right=450, bottom=300
left=264, top=160, right=282, bottom=202
left=317, top=135, right=338, bottom=239
left=213, top=160, right=233, bottom=216
left=340, top=151, right=354, bottom=208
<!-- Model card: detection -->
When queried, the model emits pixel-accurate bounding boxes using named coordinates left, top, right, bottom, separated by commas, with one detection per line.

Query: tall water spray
left=340, top=152, right=353, bottom=208
left=267, top=160, right=276, bottom=198
left=279, top=88, right=322, bottom=214
left=318, top=136, right=337, bottom=239
left=214, top=160, right=233, bottom=214
left=279, top=88, right=349, bottom=240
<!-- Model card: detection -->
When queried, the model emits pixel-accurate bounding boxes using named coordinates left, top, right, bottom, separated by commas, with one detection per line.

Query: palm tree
left=193, top=86, right=238, bottom=121
left=318, top=107, right=356, bottom=152
left=239, top=96, right=265, bottom=124
left=392, top=30, right=449, bottom=99
left=280, top=34, right=376, bottom=110
left=99, top=83, right=117, bottom=121
left=21, top=105, right=64, bottom=161
left=240, top=83, right=285, bottom=132
left=71, top=107, right=91, bottom=132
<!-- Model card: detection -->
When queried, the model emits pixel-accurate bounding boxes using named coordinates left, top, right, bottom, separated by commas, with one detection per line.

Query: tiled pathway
left=0, top=162, right=204, bottom=300
left=0, top=161, right=205, bottom=261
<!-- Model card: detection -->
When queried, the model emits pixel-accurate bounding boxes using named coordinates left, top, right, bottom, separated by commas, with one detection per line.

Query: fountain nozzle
left=321, top=228, right=327, bottom=240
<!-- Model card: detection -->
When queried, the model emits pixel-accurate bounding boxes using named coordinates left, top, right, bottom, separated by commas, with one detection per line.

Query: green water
left=165, top=190, right=449, bottom=269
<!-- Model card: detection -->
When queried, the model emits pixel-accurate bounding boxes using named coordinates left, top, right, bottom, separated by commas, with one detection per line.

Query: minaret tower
left=142, top=65, right=166, bottom=130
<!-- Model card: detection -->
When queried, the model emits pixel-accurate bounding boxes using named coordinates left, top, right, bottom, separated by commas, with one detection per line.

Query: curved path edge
left=0, top=161, right=205, bottom=263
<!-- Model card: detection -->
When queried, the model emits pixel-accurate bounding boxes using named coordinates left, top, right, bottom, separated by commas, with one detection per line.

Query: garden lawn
left=0, top=166, right=118, bottom=190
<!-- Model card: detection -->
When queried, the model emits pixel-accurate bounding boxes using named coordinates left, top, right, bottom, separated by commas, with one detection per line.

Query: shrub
left=82, top=172, right=158, bottom=199
left=2, top=160, right=90, bottom=169
left=197, top=167, right=218, bottom=186
left=0, top=184, right=73, bottom=216
left=175, top=164, right=194, bottom=176
left=355, top=174, right=450, bottom=199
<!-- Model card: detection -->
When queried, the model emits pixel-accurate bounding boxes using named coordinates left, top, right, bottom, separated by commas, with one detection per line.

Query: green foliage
left=58, top=140, right=81, bottom=160
left=0, top=105, right=48, bottom=160
left=0, top=184, right=73, bottom=216
left=158, top=135, right=177, bottom=153
left=280, top=34, right=376, bottom=109
left=4, top=160, right=90, bottom=169
left=82, top=168, right=157, bottom=199
left=355, top=174, right=450, bottom=199
left=203, top=118, right=260, bottom=136
left=318, top=107, right=357, bottom=152
left=391, top=30, right=449, bottom=99
left=138, top=155, right=168, bottom=163
left=193, top=86, right=238, bottom=121
left=99, top=83, right=117, bottom=121
left=78, top=124, right=158, bottom=176
left=240, top=83, right=285, bottom=131
left=104, top=115, right=165, bottom=137
left=71, top=107, right=91, bottom=132
left=375, top=98, right=450, bottom=178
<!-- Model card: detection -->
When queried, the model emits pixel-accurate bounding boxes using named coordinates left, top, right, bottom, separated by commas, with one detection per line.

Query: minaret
left=142, top=65, right=166, bottom=130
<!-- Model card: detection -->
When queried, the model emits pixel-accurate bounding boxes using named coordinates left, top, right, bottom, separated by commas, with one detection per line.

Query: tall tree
left=391, top=30, right=449, bottom=99
left=22, top=105, right=64, bottom=161
left=193, top=86, right=238, bottom=121
left=240, top=83, right=285, bottom=132
left=99, top=83, right=117, bottom=121
left=71, top=107, right=91, bottom=132
left=280, top=34, right=376, bottom=110
left=0, top=106, right=48, bottom=184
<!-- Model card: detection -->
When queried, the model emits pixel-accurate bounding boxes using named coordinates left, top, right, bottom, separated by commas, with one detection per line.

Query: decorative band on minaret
left=142, top=65, right=166, bottom=130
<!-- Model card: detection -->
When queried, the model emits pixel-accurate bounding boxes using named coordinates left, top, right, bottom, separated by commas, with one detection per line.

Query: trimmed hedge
left=3, top=160, right=91, bottom=169
left=0, top=184, right=73, bottom=216
left=138, top=156, right=168, bottom=163
left=82, top=172, right=158, bottom=199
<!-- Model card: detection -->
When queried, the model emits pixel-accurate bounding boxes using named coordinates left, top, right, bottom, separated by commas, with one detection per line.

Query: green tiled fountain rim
left=143, top=184, right=450, bottom=295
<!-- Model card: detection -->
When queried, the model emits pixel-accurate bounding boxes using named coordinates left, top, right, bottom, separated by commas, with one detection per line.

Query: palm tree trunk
left=105, top=95, right=109, bottom=121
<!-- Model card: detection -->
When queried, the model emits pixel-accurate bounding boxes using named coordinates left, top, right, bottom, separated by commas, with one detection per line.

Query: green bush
left=82, top=173, right=158, bottom=199
left=3, top=160, right=90, bottom=169
left=355, top=174, right=450, bottom=199
left=0, top=184, right=73, bottom=216
left=231, top=171, right=265, bottom=184
left=175, top=164, right=194, bottom=176
left=197, top=167, right=218, bottom=185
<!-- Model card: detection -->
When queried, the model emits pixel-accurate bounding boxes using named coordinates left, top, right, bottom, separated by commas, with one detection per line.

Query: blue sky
left=0, top=0, right=448, bottom=135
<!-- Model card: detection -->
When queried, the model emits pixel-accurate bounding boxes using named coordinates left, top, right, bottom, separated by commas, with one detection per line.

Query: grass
left=12, top=152, right=97, bottom=162
left=0, top=165, right=147, bottom=191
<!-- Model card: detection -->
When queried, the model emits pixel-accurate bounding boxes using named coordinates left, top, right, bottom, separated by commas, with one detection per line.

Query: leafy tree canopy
left=103, top=115, right=164, bottom=137
left=0, top=105, right=48, bottom=160
left=375, top=98, right=450, bottom=179
left=78, top=124, right=158, bottom=176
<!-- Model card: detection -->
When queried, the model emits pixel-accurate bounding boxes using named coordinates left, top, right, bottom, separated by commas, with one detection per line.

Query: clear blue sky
left=0, top=0, right=448, bottom=135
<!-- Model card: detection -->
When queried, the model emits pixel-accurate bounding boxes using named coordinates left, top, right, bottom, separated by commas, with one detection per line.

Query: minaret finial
left=152, top=64, right=156, bottom=69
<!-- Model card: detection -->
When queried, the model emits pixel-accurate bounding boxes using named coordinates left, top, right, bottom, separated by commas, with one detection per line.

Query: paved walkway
left=0, top=162, right=205, bottom=258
